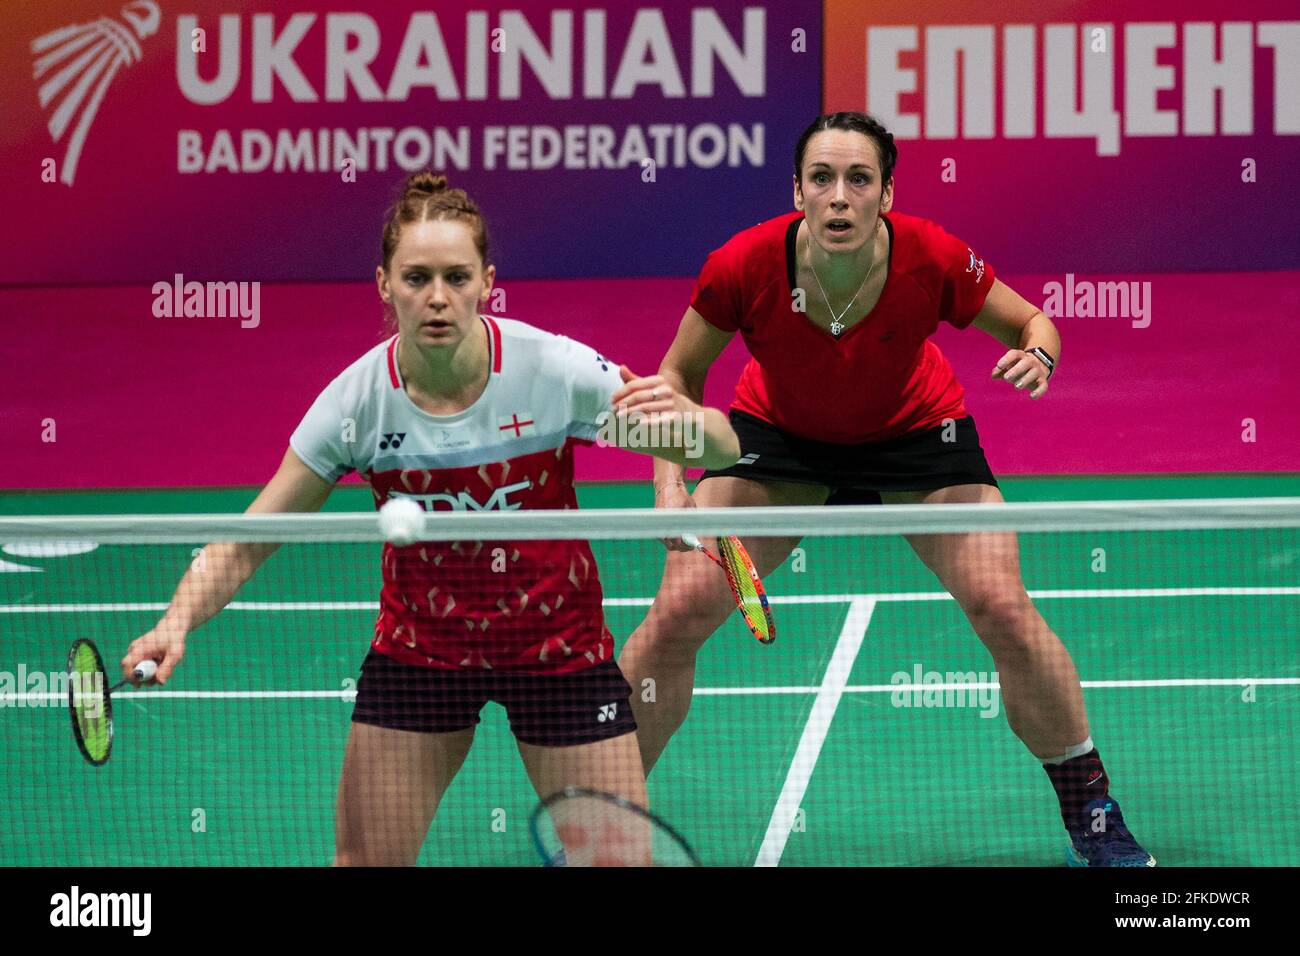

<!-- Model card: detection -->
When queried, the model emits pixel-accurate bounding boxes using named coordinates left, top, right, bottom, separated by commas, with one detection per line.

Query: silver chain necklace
left=807, top=219, right=882, bottom=336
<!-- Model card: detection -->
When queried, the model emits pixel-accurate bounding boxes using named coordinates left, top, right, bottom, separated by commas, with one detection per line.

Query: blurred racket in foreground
left=682, top=533, right=776, bottom=644
left=531, top=787, right=700, bottom=867
left=67, top=638, right=156, bottom=766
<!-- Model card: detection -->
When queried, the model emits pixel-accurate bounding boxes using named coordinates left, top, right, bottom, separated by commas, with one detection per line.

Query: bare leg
left=882, top=484, right=1089, bottom=756
left=618, top=477, right=828, bottom=774
left=332, top=722, right=475, bottom=866
left=516, top=733, right=649, bottom=865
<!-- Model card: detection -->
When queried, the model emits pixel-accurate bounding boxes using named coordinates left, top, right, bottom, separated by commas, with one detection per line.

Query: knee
left=634, top=586, right=733, bottom=661
left=963, top=590, right=1040, bottom=655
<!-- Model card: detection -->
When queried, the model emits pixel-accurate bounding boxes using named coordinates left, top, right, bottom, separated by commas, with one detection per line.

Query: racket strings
left=68, top=640, right=112, bottom=763
left=717, top=537, right=775, bottom=643
left=537, top=791, right=697, bottom=867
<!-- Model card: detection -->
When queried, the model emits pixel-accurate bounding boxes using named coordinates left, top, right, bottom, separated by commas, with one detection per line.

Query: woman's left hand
left=991, top=349, right=1050, bottom=399
left=609, top=366, right=697, bottom=419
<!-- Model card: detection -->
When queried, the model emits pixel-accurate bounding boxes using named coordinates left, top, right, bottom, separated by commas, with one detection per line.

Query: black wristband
left=1026, top=347, right=1055, bottom=379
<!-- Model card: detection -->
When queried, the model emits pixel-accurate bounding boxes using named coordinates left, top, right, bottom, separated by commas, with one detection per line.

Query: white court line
left=4, top=586, right=1298, bottom=614
left=702, top=678, right=1300, bottom=693
left=5, top=676, right=1297, bottom=705
left=612, top=587, right=1300, bottom=606
left=1, top=687, right=818, bottom=704
left=1069, top=677, right=1300, bottom=689
left=2, top=690, right=356, bottom=702
left=753, top=596, right=876, bottom=868
left=881, top=586, right=1300, bottom=603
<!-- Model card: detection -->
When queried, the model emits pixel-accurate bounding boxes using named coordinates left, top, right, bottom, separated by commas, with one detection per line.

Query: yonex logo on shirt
left=597, top=703, right=618, bottom=722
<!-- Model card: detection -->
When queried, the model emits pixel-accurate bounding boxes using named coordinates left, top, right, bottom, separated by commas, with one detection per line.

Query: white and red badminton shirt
left=290, top=316, right=623, bottom=673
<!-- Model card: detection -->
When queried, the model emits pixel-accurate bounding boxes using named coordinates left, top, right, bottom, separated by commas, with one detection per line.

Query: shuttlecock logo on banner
left=31, top=1, right=161, bottom=186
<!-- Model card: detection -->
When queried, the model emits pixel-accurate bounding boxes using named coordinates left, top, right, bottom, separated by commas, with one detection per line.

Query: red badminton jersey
left=290, top=317, right=623, bottom=674
left=689, top=211, right=995, bottom=444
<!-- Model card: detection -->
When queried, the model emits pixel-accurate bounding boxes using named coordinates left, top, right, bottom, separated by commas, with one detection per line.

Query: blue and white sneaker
left=1066, top=797, right=1156, bottom=867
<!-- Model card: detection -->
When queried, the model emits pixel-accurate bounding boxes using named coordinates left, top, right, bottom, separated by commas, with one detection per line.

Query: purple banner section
left=823, top=0, right=1300, bottom=273
left=0, top=0, right=822, bottom=285
left=1, top=271, right=1295, bottom=490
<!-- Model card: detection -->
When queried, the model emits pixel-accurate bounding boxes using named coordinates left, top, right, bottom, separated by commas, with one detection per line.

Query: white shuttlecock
left=378, top=496, right=427, bottom=545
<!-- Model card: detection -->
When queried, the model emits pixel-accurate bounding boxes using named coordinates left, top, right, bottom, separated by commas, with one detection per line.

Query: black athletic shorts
left=701, top=410, right=999, bottom=505
left=351, top=649, right=637, bottom=747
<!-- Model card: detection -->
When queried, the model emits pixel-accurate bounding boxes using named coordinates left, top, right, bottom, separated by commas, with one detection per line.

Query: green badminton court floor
left=2, top=474, right=1297, bottom=865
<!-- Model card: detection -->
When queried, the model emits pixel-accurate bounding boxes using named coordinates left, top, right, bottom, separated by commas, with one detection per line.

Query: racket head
left=716, top=535, right=776, bottom=644
left=67, top=638, right=113, bottom=766
left=530, top=787, right=700, bottom=867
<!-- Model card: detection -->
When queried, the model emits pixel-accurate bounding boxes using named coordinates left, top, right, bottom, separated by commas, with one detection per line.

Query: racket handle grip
left=680, top=533, right=702, bottom=550
left=134, top=660, right=158, bottom=682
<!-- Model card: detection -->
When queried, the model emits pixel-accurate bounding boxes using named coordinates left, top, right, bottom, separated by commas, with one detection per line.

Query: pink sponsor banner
left=1, top=270, right=1295, bottom=489
left=822, top=0, right=1300, bottom=273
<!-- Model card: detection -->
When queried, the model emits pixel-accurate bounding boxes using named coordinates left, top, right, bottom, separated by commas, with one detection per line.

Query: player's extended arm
left=972, top=279, right=1061, bottom=400
left=635, top=307, right=737, bottom=480
left=121, top=449, right=333, bottom=683
left=609, top=360, right=739, bottom=470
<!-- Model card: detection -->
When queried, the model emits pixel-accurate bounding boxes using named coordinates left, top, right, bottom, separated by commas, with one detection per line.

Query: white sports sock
left=1040, top=736, right=1095, bottom=766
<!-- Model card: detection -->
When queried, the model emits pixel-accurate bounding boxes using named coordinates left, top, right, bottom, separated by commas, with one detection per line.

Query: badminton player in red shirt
left=121, top=172, right=739, bottom=866
left=618, top=112, right=1154, bottom=867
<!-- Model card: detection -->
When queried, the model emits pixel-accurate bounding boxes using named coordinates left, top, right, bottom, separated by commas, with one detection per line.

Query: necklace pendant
left=829, top=318, right=843, bottom=336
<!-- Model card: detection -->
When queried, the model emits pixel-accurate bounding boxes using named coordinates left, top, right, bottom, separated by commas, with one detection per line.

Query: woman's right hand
left=655, top=481, right=698, bottom=552
left=121, top=623, right=188, bottom=686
